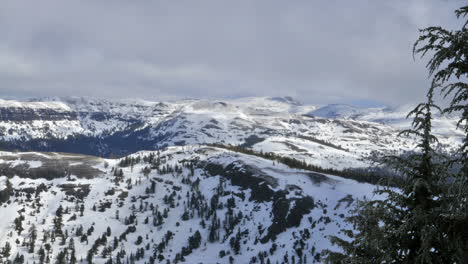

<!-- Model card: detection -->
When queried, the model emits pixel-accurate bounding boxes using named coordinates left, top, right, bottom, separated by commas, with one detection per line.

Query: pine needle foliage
left=414, top=5, right=468, bottom=167
left=325, top=6, right=468, bottom=264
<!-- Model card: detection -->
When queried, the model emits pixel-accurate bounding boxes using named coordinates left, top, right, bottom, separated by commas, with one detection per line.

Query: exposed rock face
left=203, top=161, right=277, bottom=202
left=202, top=159, right=316, bottom=243
left=0, top=152, right=103, bottom=180
left=261, top=193, right=315, bottom=243
left=0, top=107, right=77, bottom=121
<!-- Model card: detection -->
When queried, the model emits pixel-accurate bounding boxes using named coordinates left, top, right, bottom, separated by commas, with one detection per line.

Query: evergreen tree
left=68, top=238, right=75, bottom=251
left=2, top=242, right=11, bottom=259
left=326, top=5, right=468, bottom=263
left=38, top=247, right=45, bottom=264
left=54, top=205, right=64, bottom=235
left=188, top=231, right=202, bottom=250
left=28, top=224, right=37, bottom=253
left=55, top=250, right=66, bottom=264
left=70, top=248, right=77, bottom=264
left=414, top=6, right=468, bottom=171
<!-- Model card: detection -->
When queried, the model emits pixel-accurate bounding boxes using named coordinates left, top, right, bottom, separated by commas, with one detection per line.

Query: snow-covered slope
left=0, top=97, right=463, bottom=170
left=308, top=104, right=368, bottom=119
left=0, top=146, right=379, bottom=264
left=309, top=104, right=464, bottom=141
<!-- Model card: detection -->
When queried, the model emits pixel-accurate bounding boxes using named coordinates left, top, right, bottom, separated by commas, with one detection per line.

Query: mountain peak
left=307, top=104, right=364, bottom=119
left=269, top=96, right=302, bottom=106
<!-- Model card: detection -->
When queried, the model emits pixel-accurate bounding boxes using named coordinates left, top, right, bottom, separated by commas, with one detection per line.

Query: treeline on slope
left=209, top=143, right=402, bottom=187
left=0, top=160, right=102, bottom=181
left=293, top=134, right=349, bottom=152
left=0, top=126, right=154, bottom=158
left=0, top=162, right=69, bottom=180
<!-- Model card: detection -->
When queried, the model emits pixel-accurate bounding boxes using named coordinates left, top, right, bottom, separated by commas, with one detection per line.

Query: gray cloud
left=0, top=0, right=464, bottom=105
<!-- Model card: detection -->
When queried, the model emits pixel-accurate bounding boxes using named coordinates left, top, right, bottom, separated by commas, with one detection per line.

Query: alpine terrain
left=0, top=96, right=463, bottom=264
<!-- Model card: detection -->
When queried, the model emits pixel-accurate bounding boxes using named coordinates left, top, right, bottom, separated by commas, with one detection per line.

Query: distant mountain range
left=0, top=96, right=462, bottom=169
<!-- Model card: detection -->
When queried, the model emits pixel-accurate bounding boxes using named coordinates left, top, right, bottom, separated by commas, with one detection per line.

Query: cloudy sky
left=0, top=0, right=465, bottom=105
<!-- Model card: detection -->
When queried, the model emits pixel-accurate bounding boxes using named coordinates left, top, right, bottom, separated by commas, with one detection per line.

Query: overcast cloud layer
left=0, top=0, right=465, bottom=105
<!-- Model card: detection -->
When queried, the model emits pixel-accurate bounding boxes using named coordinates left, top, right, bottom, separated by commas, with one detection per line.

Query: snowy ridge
left=0, top=99, right=71, bottom=111
left=308, top=104, right=368, bottom=119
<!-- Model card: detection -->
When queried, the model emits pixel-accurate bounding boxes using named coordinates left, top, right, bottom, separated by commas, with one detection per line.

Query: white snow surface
left=0, top=146, right=382, bottom=263
left=0, top=99, right=71, bottom=111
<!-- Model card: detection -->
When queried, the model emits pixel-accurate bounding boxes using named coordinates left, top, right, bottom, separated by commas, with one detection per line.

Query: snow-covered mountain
left=307, top=104, right=367, bottom=119
left=0, top=145, right=380, bottom=264
left=308, top=103, right=461, bottom=139
left=0, top=97, right=462, bottom=170
left=0, top=96, right=463, bottom=263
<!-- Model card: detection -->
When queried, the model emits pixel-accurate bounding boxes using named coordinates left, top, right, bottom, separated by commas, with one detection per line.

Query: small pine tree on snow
left=135, top=236, right=143, bottom=245
left=2, top=242, right=11, bottom=259
left=188, top=231, right=202, bottom=250
left=38, top=247, right=45, bottom=264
